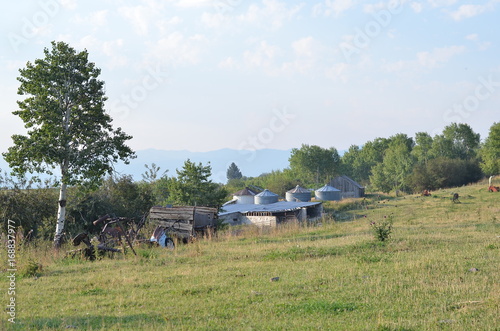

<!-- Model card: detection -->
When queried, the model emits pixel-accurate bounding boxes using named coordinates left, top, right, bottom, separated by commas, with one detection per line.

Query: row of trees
left=226, top=122, right=500, bottom=195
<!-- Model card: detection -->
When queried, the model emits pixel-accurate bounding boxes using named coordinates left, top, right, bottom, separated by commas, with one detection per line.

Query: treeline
left=0, top=160, right=227, bottom=240
left=227, top=122, right=500, bottom=195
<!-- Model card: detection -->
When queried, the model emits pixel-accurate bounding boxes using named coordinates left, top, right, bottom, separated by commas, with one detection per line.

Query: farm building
left=148, top=206, right=218, bottom=240
left=329, top=175, right=365, bottom=198
left=315, top=184, right=341, bottom=201
left=219, top=201, right=323, bottom=227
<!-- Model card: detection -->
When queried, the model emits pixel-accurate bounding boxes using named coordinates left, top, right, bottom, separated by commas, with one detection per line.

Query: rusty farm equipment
left=488, top=186, right=500, bottom=192
left=69, top=214, right=144, bottom=259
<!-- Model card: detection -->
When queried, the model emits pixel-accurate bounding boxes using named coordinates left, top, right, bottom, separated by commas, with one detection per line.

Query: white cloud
left=364, top=2, right=386, bottom=14
left=102, top=39, right=128, bottom=69
left=465, top=34, right=492, bottom=51
left=282, top=36, right=324, bottom=74
left=75, top=10, right=108, bottom=28
left=77, top=35, right=100, bottom=50
left=450, top=4, right=488, bottom=21
left=146, top=32, right=209, bottom=67
left=59, top=0, right=77, bottom=10
left=243, top=41, right=282, bottom=72
left=313, top=0, right=356, bottom=17
left=427, top=0, right=457, bottom=8
left=118, top=5, right=160, bottom=36
left=167, top=16, right=183, bottom=25
left=201, top=12, right=226, bottom=28
left=417, top=45, right=465, bottom=68
left=172, top=0, right=213, bottom=8
left=383, top=45, right=465, bottom=72
left=218, top=56, right=239, bottom=69
left=325, top=62, right=350, bottom=82
left=383, top=59, right=406, bottom=73
left=465, top=33, right=478, bottom=41
left=410, top=2, right=423, bottom=13
left=239, top=0, right=304, bottom=29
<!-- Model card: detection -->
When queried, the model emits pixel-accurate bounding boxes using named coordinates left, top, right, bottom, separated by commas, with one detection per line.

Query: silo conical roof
left=316, top=184, right=340, bottom=192
left=233, top=187, right=257, bottom=196
left=287, top=185, right=310, bottom=194
left=286, top=185, right=311, bottom=202
left=255, top=189, right=279, bottom=204
left=256, top=189, right=278, bottom=197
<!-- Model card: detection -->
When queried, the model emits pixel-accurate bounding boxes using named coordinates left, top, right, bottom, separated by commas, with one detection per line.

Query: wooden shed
left=148, top=206, right=218, bottom=240
left=329, top=175, right=365, bottom=198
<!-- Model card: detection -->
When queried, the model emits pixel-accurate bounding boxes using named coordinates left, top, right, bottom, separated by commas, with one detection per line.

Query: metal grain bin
left=315, top=185, right=341, bottom=201
left=286, top=185, right=311, bottom=202
left=233, top=187, right=257, bottom=204
left=255, top=189, right=279, bottom=205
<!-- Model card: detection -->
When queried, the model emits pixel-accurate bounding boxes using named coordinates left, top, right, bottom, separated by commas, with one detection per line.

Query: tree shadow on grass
left=6, top=314, right=166, bottom=330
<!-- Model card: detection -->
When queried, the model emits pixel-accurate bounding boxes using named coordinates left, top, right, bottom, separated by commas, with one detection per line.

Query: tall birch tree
left=3, top=41, right=135, bottom=248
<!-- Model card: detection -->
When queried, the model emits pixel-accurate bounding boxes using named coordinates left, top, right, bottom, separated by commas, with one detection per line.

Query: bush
left=370, top=215, right=393, bottom=242
left=408, top=157, right=483, bottom=192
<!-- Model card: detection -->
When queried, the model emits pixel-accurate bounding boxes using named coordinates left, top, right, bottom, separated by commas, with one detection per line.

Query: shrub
left=370, top=215, right=393, bottom=242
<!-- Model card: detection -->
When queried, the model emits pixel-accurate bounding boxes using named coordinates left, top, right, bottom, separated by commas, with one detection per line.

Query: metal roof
left=255, top=189, right=278, bottom=197
left=315, top=184, right=341, bottom=192
left=219, top=201, right=322, bottom=216
left=287, top=185, right=310, bottom=194
left=332, top=175, right=364, bottom=189
left=233, top=187, right=258, bottom=196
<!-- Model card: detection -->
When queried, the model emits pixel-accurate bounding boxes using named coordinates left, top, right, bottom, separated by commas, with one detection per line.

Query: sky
left=1, top=0, right=499, bottom=156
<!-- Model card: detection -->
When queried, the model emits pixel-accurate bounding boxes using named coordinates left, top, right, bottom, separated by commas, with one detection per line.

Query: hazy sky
left=1, top=0, right=499, bottom=155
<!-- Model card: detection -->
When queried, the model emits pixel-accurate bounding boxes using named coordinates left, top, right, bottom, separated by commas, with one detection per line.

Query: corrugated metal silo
left=233, top=187, right=257, bottom=204
left=255, top=189, right=279, bottom=205
left=286, top=185, right=311, bottom=202
left=315, top=185, right=341, bottom=201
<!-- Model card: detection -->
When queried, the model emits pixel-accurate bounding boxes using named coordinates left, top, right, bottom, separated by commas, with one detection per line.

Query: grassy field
left=1, top=181, right=499, bottom=330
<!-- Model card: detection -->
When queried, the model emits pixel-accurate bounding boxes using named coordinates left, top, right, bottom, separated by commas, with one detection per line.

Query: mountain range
left=114, top=148, right=292, bottom=183
left=0, top=149, right=292, bottom=184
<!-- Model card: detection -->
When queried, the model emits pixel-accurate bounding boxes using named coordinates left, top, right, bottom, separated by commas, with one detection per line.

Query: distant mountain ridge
left=113, top=148, right=292, bottom=183
left=0, top=148, right=291, bottom=184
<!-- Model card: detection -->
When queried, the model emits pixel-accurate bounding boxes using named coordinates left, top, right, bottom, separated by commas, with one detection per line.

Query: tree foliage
left=480, top=122, right=500, bottom=176
left=369, top=134, right=414, bottom=193
left=289, top=144, right=340, bottom=185
left=407, top=157, right=482, bottom=192
left=412, top=132, right=433, bottom=164
left=168, top=160, right=227, bottom=208
left=430, top=123, right=480, bottom=160
left=2, top=41, right=135, bottom=247
left=226, top=162, right=243, bottom=181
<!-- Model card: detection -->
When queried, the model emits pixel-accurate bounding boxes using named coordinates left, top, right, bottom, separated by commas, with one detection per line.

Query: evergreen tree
left=226, top=162, right=243, bottom=181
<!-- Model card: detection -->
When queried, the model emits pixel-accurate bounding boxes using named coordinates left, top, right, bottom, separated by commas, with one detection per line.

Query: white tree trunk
left=54, top=182, right=67, bottom=248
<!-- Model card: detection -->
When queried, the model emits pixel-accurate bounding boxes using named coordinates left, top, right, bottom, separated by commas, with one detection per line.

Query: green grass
left=1, top=182, right=499, bottom=330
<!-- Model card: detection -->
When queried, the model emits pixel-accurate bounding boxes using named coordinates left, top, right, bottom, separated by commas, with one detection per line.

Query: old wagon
left=148, top=206, right=218, bottom=242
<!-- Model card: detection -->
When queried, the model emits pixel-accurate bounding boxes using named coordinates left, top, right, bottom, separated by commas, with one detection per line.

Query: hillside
left=1, top=181, right=499, bottom=330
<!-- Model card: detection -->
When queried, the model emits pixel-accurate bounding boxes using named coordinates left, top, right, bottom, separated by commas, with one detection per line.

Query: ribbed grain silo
left=232, top=187, right=257, bottom=204
left=286, top=185, right=311, bottom=202
left=315, top=185, right=341, bottom=201
left=255, top=189, right=279, bottom=205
